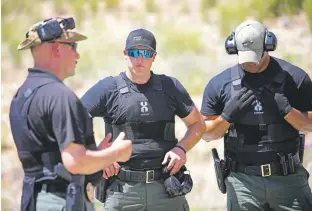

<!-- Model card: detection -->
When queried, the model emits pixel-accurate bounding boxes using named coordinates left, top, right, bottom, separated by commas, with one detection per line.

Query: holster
left=94, top=178, right=111, bottom=204
left=299, top=133, right=305, bottom=163
left=212, top=148, right=227, bottom=194
left=66, top=175, right=85, bottom=211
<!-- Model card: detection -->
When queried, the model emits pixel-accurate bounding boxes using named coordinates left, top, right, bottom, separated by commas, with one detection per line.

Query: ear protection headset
left=163, top=165, right=193, bottom=197
left=225, top=28, right=277, bottom=55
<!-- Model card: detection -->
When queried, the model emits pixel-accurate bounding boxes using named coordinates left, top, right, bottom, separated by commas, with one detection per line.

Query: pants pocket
left=36, top=192, right=66, bottom=211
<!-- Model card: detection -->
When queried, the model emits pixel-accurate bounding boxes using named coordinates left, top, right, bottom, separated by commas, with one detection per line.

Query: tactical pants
left=36, top=186, right=66, bottom=211
left=35, top=184, right=94, bottom=211
left=103, top=179, right=190, bottom=211
left=225, top=165, right=312, bottom=211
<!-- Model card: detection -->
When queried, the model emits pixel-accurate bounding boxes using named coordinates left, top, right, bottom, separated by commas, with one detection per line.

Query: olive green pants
left=103, top=179, right=190, bottom=211
left=36, top=189, right=67, bottom=211
left=35, top=184, right=94, bottom=211
left=226, top=165, right=312, bottom=211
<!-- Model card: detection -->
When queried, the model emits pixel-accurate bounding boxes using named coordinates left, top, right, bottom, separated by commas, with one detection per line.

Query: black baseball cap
left=125, top=28, right=156, bottom=51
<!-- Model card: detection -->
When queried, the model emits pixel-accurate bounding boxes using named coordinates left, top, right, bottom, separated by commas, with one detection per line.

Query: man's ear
left=152, top=52, right=157, bottom=62
left=52, top=42, right=61, bottom=58
left=123, top=50, right=128, bottom=60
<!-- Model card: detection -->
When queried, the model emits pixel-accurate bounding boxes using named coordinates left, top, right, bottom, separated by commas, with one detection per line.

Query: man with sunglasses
left=9, top=17, right=132, bottom=211
left=81, top=28, right=205, bottom=211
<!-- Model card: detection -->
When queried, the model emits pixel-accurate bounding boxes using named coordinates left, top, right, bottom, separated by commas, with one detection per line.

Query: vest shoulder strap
left=114, top=75, right=129, bottom=94
left=151, top=74, right=163, bottom=91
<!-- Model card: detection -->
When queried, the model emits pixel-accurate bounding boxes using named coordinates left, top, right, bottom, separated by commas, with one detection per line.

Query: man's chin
left=134, top=67, right=146, bottom=74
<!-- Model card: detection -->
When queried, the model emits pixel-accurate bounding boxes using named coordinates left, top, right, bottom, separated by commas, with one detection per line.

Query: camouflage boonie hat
left=17, top=17, right=87, bottom=50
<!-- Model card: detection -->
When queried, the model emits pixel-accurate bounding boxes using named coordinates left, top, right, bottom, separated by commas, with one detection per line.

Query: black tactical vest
left=105, top=74, right=177, bottom=170
left=225, top=65, right=300, bottom=163
left=9, top=72, right=101, bottom=211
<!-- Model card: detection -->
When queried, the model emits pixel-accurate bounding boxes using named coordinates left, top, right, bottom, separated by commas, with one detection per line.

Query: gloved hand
left=221, top=87, right=256, bottom=123
left=274, top=93, right=292, bottom=117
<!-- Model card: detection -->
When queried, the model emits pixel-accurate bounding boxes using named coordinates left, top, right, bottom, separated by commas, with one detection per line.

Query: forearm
left=284, top=109, right=312, bottom=132
left=202, top=116, right=231, bottom=141
left=177, top=120, right=205, bottom=152
left=62, top=145, right=120, bottom=175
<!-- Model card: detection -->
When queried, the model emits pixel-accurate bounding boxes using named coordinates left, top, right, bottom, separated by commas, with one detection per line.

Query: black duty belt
left=36, top=182, right=68, bottom=193
left=228, top=152, right=301, bottom=177
left=117, top=168, right=162, bottom=183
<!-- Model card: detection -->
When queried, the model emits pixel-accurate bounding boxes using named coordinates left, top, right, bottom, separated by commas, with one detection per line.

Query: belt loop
left=125, top=170, right=131, bottom=181
left=278, top=152, right=288, bottom=175
left=41, top=184, right=47, bottom=193
left=287, top=153, right=295, bottom=173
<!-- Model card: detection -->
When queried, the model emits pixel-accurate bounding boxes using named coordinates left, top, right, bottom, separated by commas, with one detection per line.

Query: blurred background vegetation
left=2, top=0, right=312, bottom=210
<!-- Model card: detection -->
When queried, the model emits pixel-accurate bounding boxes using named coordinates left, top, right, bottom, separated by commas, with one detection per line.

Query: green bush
left=201, top=0, right=217, bottom=11
left=145, top=0, right=159, bottom=13
left=217, top=2, right=249, bottom=36
left=105, top=0, right=120, bottom=9
left=158, top=26, right=205, bottom=56
left=303, top=0, right=312, bottom=32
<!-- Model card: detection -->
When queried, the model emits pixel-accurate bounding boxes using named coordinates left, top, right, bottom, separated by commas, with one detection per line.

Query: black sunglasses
left=59, top=42, right=78, bottom=51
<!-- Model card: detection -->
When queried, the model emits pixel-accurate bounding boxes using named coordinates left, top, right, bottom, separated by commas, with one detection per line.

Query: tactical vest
left=9, top=72, right=101, bottom=211
left=105, top=74, right=177, bottom=170
left=225, top=65, right=300, bottom=163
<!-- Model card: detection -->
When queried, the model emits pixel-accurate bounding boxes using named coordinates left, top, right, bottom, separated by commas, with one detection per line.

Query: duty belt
left=117, top=168, right=162, bottom=183
left=227, top=152, right=301, bottom=177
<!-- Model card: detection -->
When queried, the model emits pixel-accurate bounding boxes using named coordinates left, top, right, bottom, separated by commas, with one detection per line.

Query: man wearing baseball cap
left=81, top=28, right=205, bottom=210
left=10, top=17, right=132, bottom=211
left=201, top=20, right=312, bottom=210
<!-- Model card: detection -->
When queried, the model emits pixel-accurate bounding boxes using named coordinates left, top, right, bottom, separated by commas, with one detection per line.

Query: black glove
left=221, top=87, right=256, bottom=123
left=274, top=93, right=292, bottom=117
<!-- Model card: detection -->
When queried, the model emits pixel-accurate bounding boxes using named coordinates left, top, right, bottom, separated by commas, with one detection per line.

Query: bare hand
left=98, top=133, right=113, bottom=150
left=111, top=132, right=132, bottom=162
left=103, top=162, right=120, bottom=179
left=162, top=146, right=186, bottom=175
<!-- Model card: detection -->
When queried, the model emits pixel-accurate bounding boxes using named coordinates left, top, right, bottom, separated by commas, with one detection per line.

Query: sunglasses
left=127, top=49, right=155, bottom=59
left=59, top=42, right=78, bottom=51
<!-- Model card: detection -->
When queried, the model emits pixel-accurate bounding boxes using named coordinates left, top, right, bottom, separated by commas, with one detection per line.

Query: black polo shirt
left=27, top=68, right=94, bottom=150
left=81, top=71, right=194, bottom=122
left=201, top=56, right=312, bottom=117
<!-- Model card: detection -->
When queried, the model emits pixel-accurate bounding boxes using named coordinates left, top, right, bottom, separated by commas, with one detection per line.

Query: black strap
left=228, top=152, right=301, bottom=176
left=114, top=73, right=163, bottom=94
left=109, top=121, right=175, bottom=141
left=227, top=123, right=299, bottom=142
left=230, top=65, right=241, bottom=100
left=35, top=182, right=68, bottom=193
left=114, top=75, right=129, bottom=94
left=19, top=151, right=62, bottom=178
left=117, top=168, right=162, bottom=183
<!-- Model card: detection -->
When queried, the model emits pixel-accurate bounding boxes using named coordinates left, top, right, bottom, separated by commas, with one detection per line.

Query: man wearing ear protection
left=9, top=17, right=132, bottom=211
left=81, top=28, right=205, bottom=211
left=201, top=20, right=312, bottom=210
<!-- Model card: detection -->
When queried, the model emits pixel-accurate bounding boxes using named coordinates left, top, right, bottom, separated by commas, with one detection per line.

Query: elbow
left=202, top=133, right=220, bottom=142
left=63, top=162, right=81, bottom=175
left=61, top=151, right=86, bottom=175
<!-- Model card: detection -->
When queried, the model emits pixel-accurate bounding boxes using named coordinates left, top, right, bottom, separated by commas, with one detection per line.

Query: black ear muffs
left=225, top=32, right=237, bottom=55
left=264, top=31, right=277, bottom=51
left=225, top=30, right=277, bottom=55
left=163, top=165, right=193, bottom=197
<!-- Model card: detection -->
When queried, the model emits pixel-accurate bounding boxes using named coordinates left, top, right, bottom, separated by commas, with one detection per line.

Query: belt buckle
left=261, top=164, right=271, bottom=177
left=86, top=182, right=95, bottom=202
left=146, top=170, right=154, bottom=183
